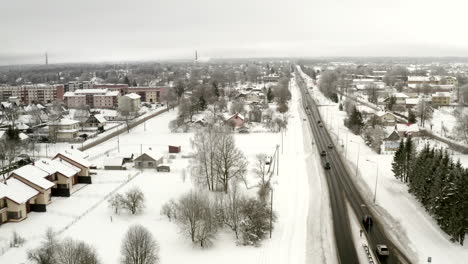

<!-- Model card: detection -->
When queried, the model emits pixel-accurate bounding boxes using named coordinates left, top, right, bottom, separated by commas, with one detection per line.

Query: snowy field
left=0, top=79, right=336, bottom=263
left=299, top=67, right=468, bottom=264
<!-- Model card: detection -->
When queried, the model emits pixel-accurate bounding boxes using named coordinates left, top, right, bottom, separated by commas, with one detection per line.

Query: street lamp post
left=366, top=159, right=379, bottom=204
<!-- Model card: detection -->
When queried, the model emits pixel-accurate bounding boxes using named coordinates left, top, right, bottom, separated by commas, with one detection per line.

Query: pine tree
left=408, top=110, right=416, bottom=124
left=392, top=139, right=405, bottom=181
left=267, top=87, right=274, bottom=102
left=403, top=136, right=415, bottom=183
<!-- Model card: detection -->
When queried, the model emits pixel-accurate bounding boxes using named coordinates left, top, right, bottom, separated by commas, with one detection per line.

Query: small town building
left=34, top=158, right=80, bottom=197
left=53, top=150, right=91, bottom=182
left=382, top=131, right=401, bottom=153
left=374, top=111, right=397, bottom=126
left=225, top=113, right=245, bottom=127
left=48, top=118, right=80, bottom=142
left=395, top=123, right=420, bottom=137
left=8, top=165, right=54, bottom=212
left=118, top=93, right=141, bottom=113
left=431, top=92, right=451, bottom=106
left=168, top=145, right=181, bottom=153
left=104, top=157, right=125, bottom=170
left=0, top=178, right=39, bottom=223
left=134, top=152, right=164, bottom=168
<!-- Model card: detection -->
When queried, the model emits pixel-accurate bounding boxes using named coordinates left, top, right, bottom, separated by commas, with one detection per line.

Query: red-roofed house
left=226, top=113, right=245, bottom=127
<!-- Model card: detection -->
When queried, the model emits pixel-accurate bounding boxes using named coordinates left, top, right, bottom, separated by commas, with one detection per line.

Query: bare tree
left=121, top=225, right=159, bottom=264
left=191, top=127, right=220, bottom=191
left=253, top=154, right=273, bottom=202
left=415, top=99, right=433, bottom=126
left=161, top=87, right=178, bottom=110
left=217, top=183, right=246, bottom=239
left=174, top=190, right=218, bottom=247
left=108, top=193, right=124, bottom=214
left=455, top=111, right=468, bottom=144
left=27, top=228, right=58, bottom=264
left=214, top=131, right=248, bottom=193
left=121, top=188, right=145, bottom=215
left=56, top=238, right=100, bottom=264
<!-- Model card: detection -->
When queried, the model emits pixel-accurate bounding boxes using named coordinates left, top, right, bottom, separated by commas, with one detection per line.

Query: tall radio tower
left=195, top=50, right=198, bottom=63
left=45, top=52, right=48, bottom=65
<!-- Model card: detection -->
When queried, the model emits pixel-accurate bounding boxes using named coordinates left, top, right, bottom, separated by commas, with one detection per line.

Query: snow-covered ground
left=0, top=78, right=334, bottom=263
left=298, top=66, right=468, bottom=264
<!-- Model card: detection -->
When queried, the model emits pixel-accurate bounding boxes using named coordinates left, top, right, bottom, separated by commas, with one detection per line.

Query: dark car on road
left=327, top=143, right=333, bottom=149
left=320, top=150, right=326, bottom=156
left=363, top=215, right=373, bottom=227
left=324, top=162, right=331, bottom=170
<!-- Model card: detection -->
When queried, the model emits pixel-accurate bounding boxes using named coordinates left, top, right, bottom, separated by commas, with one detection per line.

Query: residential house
left=48, top=118, right=80, bottom=142
left=382, top=131, right=401, bottom=153
left=84, top=114, right=107, bottom=129
left=103, top=157, right=125, bottom=170
left=8, top=165, right=54, bottom=212
left=0, top=178, right=39, bottom=223
left=395, top=123, right=420, bottom=137
left=374, top=111, right=396, bottom=126
left=445, top=76, right=458, bottom=86
left=405, top=98, right=419, bottom=109
left=134, top=152, right=164, bottom=169
left=225, top=113, right=245, bottom=127
left=34, top=159, right=80, bottom=197
left=53, top=150, right=91, bottom=183
left=431, top=92, right=451, bottom=106
left=393, top=93, right=410, bottom=105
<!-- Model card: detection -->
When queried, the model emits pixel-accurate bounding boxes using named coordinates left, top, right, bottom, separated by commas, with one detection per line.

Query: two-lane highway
left=295, top=68, right=410, bottom=264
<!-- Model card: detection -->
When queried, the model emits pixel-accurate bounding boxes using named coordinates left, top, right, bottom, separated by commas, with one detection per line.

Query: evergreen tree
left=212, top=82, right=220, bottom=98
left=123, top=76, right=131, bottom=86
left=199, top=96, right=207, bottom=111
left=408, top=110, right=416, bottom=124
left=392, top=139, right=405, bottom=181
left=403, top=136, right=415, bottom=183
left=132, top=80, right=137, bottom=86
left=348, top=106, right=364, bottom=134
left=267, top=87, right=274, bottom=102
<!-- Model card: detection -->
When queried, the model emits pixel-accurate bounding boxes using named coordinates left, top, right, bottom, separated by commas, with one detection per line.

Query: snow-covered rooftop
left=35, top=158, right=80, bottom=178
left=125, top=93, right=141, bottom=99
left=10, top=165, right=54, bottom=190
left=0, top=178, right=39, bottom=204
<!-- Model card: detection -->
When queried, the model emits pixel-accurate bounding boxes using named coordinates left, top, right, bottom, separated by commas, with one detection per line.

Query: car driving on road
left=376, top=244, right=389, bottom=257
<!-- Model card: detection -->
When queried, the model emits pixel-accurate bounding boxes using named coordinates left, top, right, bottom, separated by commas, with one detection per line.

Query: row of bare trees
left=28, top=225, right=159, bottom=264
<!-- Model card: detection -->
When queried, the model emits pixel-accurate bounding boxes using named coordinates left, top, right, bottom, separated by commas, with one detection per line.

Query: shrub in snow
left=121, top=225, right=159, bottom=264
left=10, top=231, right=25, bottom=248
left=239, top=198, right=276, bottom=247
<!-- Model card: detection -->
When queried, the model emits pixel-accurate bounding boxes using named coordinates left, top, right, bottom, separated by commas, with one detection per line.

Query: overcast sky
left=1, top=0, right=468, bottom=65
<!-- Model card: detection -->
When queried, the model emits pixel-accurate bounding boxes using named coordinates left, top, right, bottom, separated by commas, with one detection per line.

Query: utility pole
left=269, top=188, right=273, bottom=238
left=117, top=136, right=120, bottom=153
left=276, top=144, right=279, bottom=176
left=281, top=129, right=284, bottom=154
left=140, top=144, right=143, bottom=155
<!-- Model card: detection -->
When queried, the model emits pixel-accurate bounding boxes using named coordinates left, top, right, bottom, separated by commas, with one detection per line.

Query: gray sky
left=1, top=0, right=468, bottom=65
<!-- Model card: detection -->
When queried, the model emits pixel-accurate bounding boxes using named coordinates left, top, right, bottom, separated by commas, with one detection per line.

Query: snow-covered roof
left=10, top=165, right=54, bottom=190
left=135, top=151, right=163, bottom=162
left=93, top=114, right=107, bottom=124
left=405, top=98, right=419, bottom=105
left=63, top=148, right=89, bottom=159
left=432, top=92, right=451, bottom=97
left=393, top=93, right=409, bottom=98
left=104, top=157, right=124, bottom=167
left=55, top=150, right=91, bottom=168
left=375, top=111, right=393, bottom=117
left=0, top=178, right=39, bottom=204
left=408, top=76, right=430, bottom=82
left=125, top=93, right=141, bottom=100
left=396, top=123, right=419, bottom=133
left=74, top=89, right=108, bottom=94
left=35, top=158, right=80, bottom=178
left=49, top=118, right=80, bottom=126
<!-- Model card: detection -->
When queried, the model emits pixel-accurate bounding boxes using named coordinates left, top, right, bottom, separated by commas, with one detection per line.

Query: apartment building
left=0, top=84, right=61, bottom=104
left=64, top=89, right=120, bottom=109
